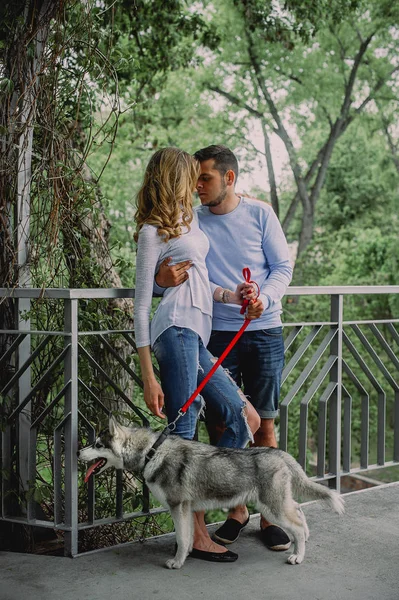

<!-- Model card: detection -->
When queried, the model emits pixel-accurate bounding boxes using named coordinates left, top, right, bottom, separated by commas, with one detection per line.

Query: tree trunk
left=378, top=107, right=399, bottom=175
left=262, top=120, right=279, bottom=217
left=298, top=206, right=315, bottom=258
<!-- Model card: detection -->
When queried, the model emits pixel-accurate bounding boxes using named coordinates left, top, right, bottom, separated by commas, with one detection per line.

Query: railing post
left=64, top=298, right=79, bottom=556
left=16, top=295, right=31, bottom=504
left=16, top=74, right=33, bottom=504
left=329, top=295, right=343, bottom=491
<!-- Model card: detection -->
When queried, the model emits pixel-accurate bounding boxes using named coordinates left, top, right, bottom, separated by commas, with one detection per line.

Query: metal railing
left=1, top=285, right=398, bottom=556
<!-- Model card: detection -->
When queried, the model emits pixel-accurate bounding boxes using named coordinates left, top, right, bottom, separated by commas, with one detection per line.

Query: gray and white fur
left=78, top=416, right=344, bottom=569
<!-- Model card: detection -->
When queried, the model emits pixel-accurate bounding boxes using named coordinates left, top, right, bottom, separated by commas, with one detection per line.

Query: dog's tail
left=288, top=458, right=345, bottom=515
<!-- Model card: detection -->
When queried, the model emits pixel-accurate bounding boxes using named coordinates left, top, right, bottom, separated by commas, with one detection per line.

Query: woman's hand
left=137, top=346, right=166, bottom=419
left=214, top=283, right=263, bottom=320
left=143, top=378, right=166, bottom=419
left=232, top=282, right=257, bottom=305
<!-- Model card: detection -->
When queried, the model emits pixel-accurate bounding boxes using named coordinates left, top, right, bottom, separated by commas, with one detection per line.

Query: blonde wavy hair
left=134, top=147, right=200, bottom=243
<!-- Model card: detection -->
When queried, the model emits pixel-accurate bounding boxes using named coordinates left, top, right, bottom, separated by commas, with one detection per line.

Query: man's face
left=196, top=159, right=227, bottom=207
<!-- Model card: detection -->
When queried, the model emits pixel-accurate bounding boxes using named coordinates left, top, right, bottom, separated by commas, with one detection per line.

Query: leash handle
left=240, top=267, right=260, bottom=315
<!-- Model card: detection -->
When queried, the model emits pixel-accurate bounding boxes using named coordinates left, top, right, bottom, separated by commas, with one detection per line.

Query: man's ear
left=225, top=169, right=235, bottom=187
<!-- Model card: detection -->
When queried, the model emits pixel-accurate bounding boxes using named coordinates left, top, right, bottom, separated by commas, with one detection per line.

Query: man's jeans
left=153, top=326, right=251, bottom=447
left=207, top=327, right=285, bottom=419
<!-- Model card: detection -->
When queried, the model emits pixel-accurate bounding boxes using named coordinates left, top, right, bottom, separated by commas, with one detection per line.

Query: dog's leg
left=276, top=503, right=306, bottom=565
left=285, top=522, right=305, bottom=565
left=257, top=498, right=306, bottom=565
left=257, top=471, right=308, bottom=564
left=188, top=510, right=194, bottom=553
left=165, top=501, right=192, bottom=570
left=295, top=503, right=309, bottom=542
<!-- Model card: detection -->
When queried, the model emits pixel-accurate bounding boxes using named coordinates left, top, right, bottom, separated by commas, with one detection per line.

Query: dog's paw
left=287, top=554, right=304, bottom=565
left=165, top=558, right=183, bottom=570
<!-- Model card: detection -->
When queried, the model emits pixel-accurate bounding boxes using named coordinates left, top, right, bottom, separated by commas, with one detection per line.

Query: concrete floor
left=1, top=482, right=399, bottom=600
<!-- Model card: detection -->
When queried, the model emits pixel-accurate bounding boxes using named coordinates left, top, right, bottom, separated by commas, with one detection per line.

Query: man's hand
left=237, top=283, right=264, bottom=320
left=155, top=257, right=192, bottom=288
left=246, top=298, right=264, bottom=320
left=143, top=379, right=166, bottom=419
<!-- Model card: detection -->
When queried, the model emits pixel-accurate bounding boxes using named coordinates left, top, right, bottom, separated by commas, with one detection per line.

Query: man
left=155, top=145, right=293, bottom=551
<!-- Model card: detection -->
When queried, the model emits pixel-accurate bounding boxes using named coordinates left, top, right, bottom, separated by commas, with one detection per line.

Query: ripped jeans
left=152, top=326, right=251, bottom=448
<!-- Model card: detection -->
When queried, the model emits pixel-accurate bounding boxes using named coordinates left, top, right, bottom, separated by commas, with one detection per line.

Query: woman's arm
left=137, top=346, right=165, bottom=419
left=134, top=226, right=166, bottom=418
left=213, top=284, right=263, bottom=320
left=134, top=225, right=163, bottom=347
left=212, top=284, right=253, bottom=305
left=154, top=261, right=250, bottom=308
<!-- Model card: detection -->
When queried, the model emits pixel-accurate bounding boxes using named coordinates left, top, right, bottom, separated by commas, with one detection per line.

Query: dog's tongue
left=84, top=460, right=103, bottom=483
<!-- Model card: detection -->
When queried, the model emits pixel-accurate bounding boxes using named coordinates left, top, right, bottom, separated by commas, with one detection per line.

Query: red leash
left=171, top=267, right=259, bottom=425
left=240, top=267, right=260, bottom=316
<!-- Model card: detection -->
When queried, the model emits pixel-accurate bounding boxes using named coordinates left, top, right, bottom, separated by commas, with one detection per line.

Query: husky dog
left=78, top=417, right=344, bottom=569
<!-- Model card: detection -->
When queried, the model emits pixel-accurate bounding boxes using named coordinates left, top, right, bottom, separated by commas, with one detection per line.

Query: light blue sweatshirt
left=196, top=196, right=293, bottom=331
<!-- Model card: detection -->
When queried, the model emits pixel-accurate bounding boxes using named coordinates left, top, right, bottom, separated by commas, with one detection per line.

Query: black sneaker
left=260, top=525, right=291, bottom=551
left=213, top=516, right=250, bottom=544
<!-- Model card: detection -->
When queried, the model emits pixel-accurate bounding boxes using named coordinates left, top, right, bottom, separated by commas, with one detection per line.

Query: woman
left=134, top=147, right=260, bottom=562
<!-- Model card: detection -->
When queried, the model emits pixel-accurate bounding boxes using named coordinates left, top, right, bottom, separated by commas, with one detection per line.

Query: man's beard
left=201, top=182, right=227, bottom=207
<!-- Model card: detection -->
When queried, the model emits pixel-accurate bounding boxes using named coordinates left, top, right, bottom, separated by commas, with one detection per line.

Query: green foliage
left=294, top=121, right=399, bottom=299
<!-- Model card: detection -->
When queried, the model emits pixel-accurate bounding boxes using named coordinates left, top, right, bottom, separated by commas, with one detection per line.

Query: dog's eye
left=95, top=442, right=103, bottom=449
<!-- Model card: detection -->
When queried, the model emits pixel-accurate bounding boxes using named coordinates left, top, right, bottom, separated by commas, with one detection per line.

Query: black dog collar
left=145, top=427, right=171, bottom=465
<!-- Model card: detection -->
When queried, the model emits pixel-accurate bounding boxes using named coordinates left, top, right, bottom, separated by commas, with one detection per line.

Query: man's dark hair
left=194, top=145, right=239, bottom=182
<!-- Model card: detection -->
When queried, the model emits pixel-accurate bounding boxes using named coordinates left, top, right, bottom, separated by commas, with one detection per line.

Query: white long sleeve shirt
left=134, top=216, right=213, bottom=348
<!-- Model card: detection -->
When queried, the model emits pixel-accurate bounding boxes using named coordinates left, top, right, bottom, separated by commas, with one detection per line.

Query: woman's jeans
left=152, top=326, right=251, bottom=448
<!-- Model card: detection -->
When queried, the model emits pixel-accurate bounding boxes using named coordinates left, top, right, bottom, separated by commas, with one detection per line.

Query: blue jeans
left=152, top=326, right=251, bottom=448
left=207, top=327, right=285, bottom=419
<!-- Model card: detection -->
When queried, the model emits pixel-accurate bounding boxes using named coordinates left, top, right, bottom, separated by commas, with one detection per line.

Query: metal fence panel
left=0, top=286, right=398, bottom=556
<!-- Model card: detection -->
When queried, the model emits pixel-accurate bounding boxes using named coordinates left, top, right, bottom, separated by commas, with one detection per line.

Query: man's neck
left=209, top=193, right=240, bottom=215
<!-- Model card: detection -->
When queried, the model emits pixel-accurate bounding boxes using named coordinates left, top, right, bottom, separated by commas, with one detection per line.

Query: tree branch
left=282, top=145, right=324, bottom=231
left=208, top=86, right=264, bottom=119
left=354, top=66, right=399, bottom=115
left=275, top=67, right=303, bottom=85
left=340, top=32, right=375, bottom=118
left=330, top=29, right=348, bottom=86
left=376, top=101, right=399, bottom=174
left=308, top=32, right=376, bottom=209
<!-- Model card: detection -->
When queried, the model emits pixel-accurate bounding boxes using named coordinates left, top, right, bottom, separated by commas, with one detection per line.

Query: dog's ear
left=109, top=415, right=130, bottom=444
left=109, top=415, right=123, bottom=437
